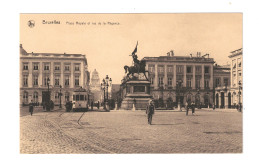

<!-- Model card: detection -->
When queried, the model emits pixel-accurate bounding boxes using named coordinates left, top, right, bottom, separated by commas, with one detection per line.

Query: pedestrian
left=65, top=101, right=70, bottom=112
left=185, top=101, right=189, bottom=116
left=91, top=101, right=94, bottom=111
left=43, top=102, right=46, bottom=110
left=29, top=100, right=34, bottom=116
left=97, top=101, right=100, bottom=109
left=191, top=101, right=195, bottom=115
left=50, top=100, right=54, bottom=110
left=146, top=100, right=155, bottom=125
left=69, top=101, right=73, bottom=111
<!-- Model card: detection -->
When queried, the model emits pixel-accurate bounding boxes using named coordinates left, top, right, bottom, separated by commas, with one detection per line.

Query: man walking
left=29, top=100, right=34, bottom=116
left=191, top=101, right=195, bottom=115
left=146, top=100, right=155, bottom=125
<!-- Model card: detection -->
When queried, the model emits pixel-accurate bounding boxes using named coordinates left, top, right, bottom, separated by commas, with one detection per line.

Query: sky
left=20, top=13, right=242, bottom=84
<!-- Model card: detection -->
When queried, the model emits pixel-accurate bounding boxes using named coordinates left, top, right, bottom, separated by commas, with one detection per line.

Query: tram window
left=73, top=95, right=75, bottom=101
left=76, top=95, right=80, bottom=101
left=80, top=95, right=84, bottom=100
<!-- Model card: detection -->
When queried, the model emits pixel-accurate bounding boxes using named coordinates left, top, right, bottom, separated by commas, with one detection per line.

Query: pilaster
left=201, top=65, right=204, bottom=89
left=210, top=65, right=213, bottom=89
left=192, top=65, right=196, bottom=89
left=154, top=64, right=158, bottom=89
left=183, top=65, right=186, bottom=87
left=173, top=65, right=176, bottom=88
left=28, top=62, right=32, bottom=87
left=225, top=92, right=229, bottom=109
left=164, top=65, right=167, bottom=87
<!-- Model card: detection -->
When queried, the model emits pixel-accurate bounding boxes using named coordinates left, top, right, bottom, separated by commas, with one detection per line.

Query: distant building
left=215, top=48, right=243, bottom=109
left=143, top=51, right=215, bottom=108
left=90, top=69, right=102, bottom=103
left=213, top=64, right=231, bottom=108
left=20, top=44, right=90, bottom=106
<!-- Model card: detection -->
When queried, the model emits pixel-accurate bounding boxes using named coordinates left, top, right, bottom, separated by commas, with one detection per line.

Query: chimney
left=167, top=52, right=170, bottom=56
left=190, top=54, right=192, bottom=57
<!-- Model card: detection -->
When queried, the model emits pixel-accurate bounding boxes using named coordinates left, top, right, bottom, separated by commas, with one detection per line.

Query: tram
left=72, top=87, right=89, bottom=112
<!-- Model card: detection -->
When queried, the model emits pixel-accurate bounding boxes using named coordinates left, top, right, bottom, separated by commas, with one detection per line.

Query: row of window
left=22, top=91, right=71, bottom=103
left=149, top=77, right=211, bottom=88
left=23, top=63, right=81, bottom=72
left=148, top=65, right=210, bottom=74
left=215, top=78, right=229, bottom=87
left=232, top=74, right=242, bottom=87
left=232, top=58, right=242, bottom=70
left=22, top=75, right=80, bottom=87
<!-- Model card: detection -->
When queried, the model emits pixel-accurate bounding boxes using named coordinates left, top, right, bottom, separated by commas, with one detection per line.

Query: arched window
left=33, top=92, right=38, bottom=102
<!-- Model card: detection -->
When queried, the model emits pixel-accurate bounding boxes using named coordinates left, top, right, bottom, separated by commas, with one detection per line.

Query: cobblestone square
left=20, top=108, right=242, bottom=153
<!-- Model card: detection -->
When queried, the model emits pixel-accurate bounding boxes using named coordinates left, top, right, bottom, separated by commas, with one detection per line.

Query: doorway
left=42, top=91, right=50, bottom=105
left=228, top=92, right=231, bottom=108
left=221, top=92, right=225, bottom=108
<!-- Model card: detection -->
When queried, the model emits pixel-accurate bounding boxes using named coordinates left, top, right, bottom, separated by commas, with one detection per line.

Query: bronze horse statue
left=124, top=59, right=148, bottom=80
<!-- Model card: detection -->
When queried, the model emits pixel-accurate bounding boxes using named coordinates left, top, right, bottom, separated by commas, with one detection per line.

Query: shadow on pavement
left=152, top=123, right=184, bottom=126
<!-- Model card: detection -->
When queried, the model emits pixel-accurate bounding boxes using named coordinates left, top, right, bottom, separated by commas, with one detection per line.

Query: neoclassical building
left=143, top=51, right=215, bottom=107
left=215, top=48, right=243, bottom=109
left=213, top=64, right=231, bottom=108
left=89, top=69, right=102, bottom=103
left=20, top=44, right=90, bottom=106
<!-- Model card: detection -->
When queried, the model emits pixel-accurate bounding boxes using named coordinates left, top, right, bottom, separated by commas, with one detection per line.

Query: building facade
left=213, top=64, right=231, bottom=108
left=143, top=51, right=215, bottom=108
left=20, top=44, right=90, bottom=106
left=215, top=48, right=243, bottom=109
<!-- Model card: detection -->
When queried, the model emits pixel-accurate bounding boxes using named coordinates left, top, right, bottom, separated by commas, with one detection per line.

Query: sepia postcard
left=20, top=13, right=242, bottom=154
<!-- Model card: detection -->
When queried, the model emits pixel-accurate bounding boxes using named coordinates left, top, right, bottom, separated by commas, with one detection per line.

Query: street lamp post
left=59, top=85, right=62, bottom=108
left=213, top=83, right=216, bottom=110
left=196, top=87, right=200, bottom=109
left=101, top=75, right=112, bottom=111
left=238, top=81, right=242, bottom=112
left=177, top=80, right=183, bottom=111
left=101, top=82, right=106, bottom=110
left=46, top=77, right=50, bottom=111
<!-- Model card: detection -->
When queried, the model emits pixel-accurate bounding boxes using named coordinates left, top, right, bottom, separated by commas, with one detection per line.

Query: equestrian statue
left=124, top=42, right=148, bottom=80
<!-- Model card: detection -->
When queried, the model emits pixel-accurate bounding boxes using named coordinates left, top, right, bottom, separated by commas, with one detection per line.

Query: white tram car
left=72, top=87, right=89, bottom=112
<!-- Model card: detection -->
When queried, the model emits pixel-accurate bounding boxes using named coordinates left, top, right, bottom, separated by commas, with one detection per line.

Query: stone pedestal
left=120, top=74, right=152, bottom=110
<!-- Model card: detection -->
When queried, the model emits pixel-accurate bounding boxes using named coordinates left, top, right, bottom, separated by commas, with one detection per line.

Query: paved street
left=20, top=107, right=242, bottom=153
